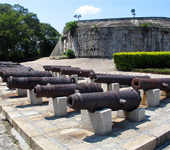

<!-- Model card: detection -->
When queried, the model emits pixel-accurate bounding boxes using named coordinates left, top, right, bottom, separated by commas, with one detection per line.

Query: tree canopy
left=0, top=3, right=60, bottom=61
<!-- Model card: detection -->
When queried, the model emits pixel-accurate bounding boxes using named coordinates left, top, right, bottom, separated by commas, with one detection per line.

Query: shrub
left=66, top=49, right=76, bottom=58
left=65, top=21, right=78, bottom=35
left=113, top=52, right=170, bottom=71
left=141, top=22, right=149, bottom=30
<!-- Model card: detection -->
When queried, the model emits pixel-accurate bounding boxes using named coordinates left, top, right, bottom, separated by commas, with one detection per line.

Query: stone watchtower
left=50, top=17, right=170, bottom=58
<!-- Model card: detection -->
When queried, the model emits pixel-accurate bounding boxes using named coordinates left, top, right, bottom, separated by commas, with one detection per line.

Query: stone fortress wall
left=50, top=17, right=170, bottom=58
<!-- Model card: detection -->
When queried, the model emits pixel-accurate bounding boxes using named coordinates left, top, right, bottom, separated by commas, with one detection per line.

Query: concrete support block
left=27, top=89, right=42, bottom=105
left=48, top=97, right=67, bottom=117
left=145, top=89, right=160, bottom=107
left=117, top=108, right=145, bottom=122
left=86, top=78, right=92, bottom=83
left=108, top=83, right=119, bottom=91
left=101, top=83, right=108, bottom=92
left=128, top=108, right=145, bottom=122
left=81, top=109, right=112, bottom=135
left=52, top=72, right=57, bottom=77
left=81, top=110, right=94, bottom=132
left=71, top=74, right=78, bottom=84
left=16, top=89, right=27, bottom=97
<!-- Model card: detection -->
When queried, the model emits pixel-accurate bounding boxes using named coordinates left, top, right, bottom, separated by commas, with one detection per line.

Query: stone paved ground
left=0, top=57, right=170, bottom=149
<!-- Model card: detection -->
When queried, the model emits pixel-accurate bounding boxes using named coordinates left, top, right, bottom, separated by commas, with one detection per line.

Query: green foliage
left=132, top=68, right=170, bottom=75
left=141, top=22, right=149, bottom=30
left=66, top=49, right=75, bottom=58
left=65, top=21, right=78, bottom=35
left=60, top=35, right=65, bottom=42
left=0, top=3, right=60, bottom=61
left=113, top=52, right=170, bottom=71
left=93, top=24, right=100, bottom=32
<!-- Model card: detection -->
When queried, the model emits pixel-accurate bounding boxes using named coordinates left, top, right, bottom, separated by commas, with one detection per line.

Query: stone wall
left=50, top=17, right=170, bottom=58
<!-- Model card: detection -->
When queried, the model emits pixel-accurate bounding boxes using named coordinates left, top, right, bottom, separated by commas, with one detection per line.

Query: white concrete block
left=48, top=97, right=67, bottom=117
left=117, top=108, right=145, bottom=122
left=52, top=72, right=57, bottom=77
left=16, top=89, right=27, bottom=97
left=101, top=83, right=108, bottom=92
left=86, top=78, right=92, bottom=83
left=27, top=89, right=42, bottom=105
left=128, top=108, right=145, bottom=122
left=81, top=110, right=94, bottom=132
left=88, top=108, right=112, bottom=135
left=108, top=83, right=119, bottom=91
left=117, top=110, right=129, bottom=118
left=71, top=74, right=78, bottom=84
left=145, top=89, right=160, bottom=107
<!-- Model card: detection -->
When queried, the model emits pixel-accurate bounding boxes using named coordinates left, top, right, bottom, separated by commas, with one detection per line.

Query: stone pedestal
left=27, top=89, right=42, bottom=105
left=145, top=89, right=160, bottom=107
left=101, top=83, right=109, bottom=92
left=81, top=108, right=112, bottom=135
left=117, top=108, right=145, bottom=122
left=16, top=89, right=27, bottom=97
left=108, top=83, right=119, bottom=91
left=49, top=97, right=67, bottom=117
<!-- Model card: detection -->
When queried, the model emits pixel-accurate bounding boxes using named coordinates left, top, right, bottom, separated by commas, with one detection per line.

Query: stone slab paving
left=0, top=57, right=170, bottom=149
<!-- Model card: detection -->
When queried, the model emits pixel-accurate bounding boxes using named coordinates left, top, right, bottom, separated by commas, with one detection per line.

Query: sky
left=0, top=0, right=170, bottom=34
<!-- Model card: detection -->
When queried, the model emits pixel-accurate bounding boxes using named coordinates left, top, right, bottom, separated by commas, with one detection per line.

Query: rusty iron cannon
left=0, top=61, right=20, bottom=66
left=7, top=76, right=75, bottom=89
left=60, top=67, right=81, bottom=75
left=67, top=89, right=141, bottom=111
left=0, top=66, right=34, bottom=77
left=93, top=74, right=150, bottom=85
left=43, top=65, right=71, bottom=72
left=131, top=78, right=170, bottom=91
left=60, top=67, right=94, bottom=77
left=2, top=71, right=52, bottom=82
left=89, top=72, right=112, bottom=80
left=34, top=82, right=103, bottom=98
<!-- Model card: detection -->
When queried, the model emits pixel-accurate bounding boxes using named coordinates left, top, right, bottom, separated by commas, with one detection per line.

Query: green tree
left=0, top=3, right=60, bottom=61
left=39, top=23, right=60, bottom=57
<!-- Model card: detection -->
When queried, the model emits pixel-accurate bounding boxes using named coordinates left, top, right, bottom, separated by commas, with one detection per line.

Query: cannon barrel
left=60, top=67, right=81, bottom=75
left=7, top=76, right=75, bottom=89
left=50, top=66, right=71, bottom=72
left=34, top=82, right=103, bottom=98
left=89, top=72, right=113, bottom=79
left=60, top=67, right=94, bottom=77
left=67, top=89, right=141, bottom=111
left=0, top=66, right=34, bottom=77
left=79, top=69, right=94, bottom=77
left=43, top=65, right=71, bottom=72
left=0, top=61, right=20, bottom=66
left=93, top=74, right=150, bottom=85
left=2, top=71, right=52, bottom=82
left=131, top=78, right=170, bottom=91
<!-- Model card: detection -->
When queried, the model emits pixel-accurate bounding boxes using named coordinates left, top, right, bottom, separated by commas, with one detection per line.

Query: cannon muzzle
left=67, top=89, right=141, bottom=111
left=7, top=76, right=75, bottom=89
left=2, top=71, right=52, bottom=82
left=93, top=74, right=150, bottom=85
left=34, top=82, right=103, bottom=98
left=132, top=78, right=170, bottom=91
